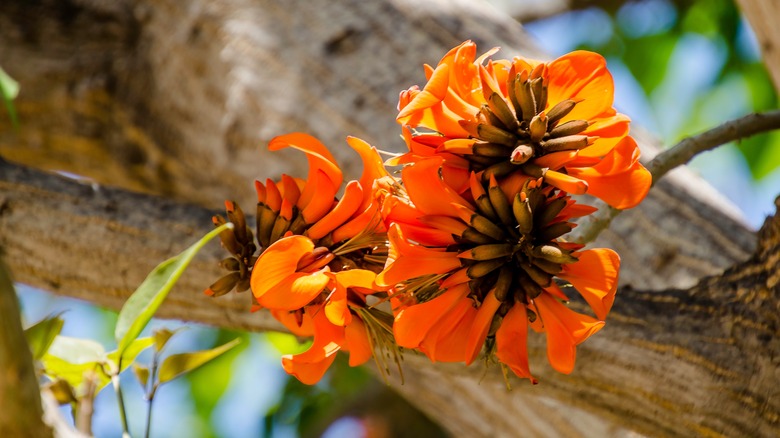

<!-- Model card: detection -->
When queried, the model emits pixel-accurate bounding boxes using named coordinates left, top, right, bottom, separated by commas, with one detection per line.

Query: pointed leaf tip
left=115, top=223, right=232, bottom=355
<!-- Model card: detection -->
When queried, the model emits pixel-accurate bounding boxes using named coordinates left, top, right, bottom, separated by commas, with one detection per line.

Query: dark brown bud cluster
left=457, top=177, right=583, bottom=328
left=458, top=63, right=596, bottom=182
left=205, top=201, right=257, bottom=298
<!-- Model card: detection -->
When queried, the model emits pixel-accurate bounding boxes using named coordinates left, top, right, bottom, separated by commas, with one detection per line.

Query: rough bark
left=0, top=0, right=776, bottom=436
left=0, top=259, right=52, bottom=438
left=1, top=157, right=776, bottom=437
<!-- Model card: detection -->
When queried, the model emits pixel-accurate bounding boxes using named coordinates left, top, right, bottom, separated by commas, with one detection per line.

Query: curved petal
left=397, top=64, right=450, bottom=121
left=281, top=309, right=344, bottom=384
left=271, top=309, right=313, bottom=337
left=393, top=283, right=470, bottom=349
left=269, top=133, right=343, bottom=208
left=344, top=317, right=373, bottom=366
left=566, top=136, right=651, bottom=209
left=579, top=113, right=631, bottom=158
left=420, top=295, right=476, bottom=363
left=301, top=169, right=339, bottom=224
left=306, top=180, right=363, bottom=240
left=376, top=225, right=461, bottom=287
left=324, top=282, right=351, bottom=327
left=251, top=235, right=314, bottom=299
left=546, top=51, right=615, bottom=123
left=403, top=157, right=472, bottom=217
left=346, top=136, right=390, bottom=209
left=464, top=289, right=502, bottom=365
left=496, top=303, right=536, bottom=382
left=535, top=294, right=604, bottom=374
left=560, top=248, right=620, bottom=320
left=257, top=270, right=331, bottom=311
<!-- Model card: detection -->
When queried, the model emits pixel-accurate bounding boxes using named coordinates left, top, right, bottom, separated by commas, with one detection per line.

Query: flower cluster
left=206, top=41, right=651, bottom=385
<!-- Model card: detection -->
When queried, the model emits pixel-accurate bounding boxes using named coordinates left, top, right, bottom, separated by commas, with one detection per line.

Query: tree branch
left=573, top=110, right=780, bottom=244
left=647, top=110, right=780, bottom=181
left=0, top=154, right=769, bottom=436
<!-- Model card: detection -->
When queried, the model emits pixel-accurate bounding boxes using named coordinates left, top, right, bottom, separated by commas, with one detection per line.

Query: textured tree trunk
left=0, top=259, right=52, bottom=438
left=1, top=0, right=778, bottom=436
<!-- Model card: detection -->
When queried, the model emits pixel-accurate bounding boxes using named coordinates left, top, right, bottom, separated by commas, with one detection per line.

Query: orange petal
left=255, top=180, right=267, bottom=204
left=344, top=317, right=372, bottom=366
left=535, top=294, right=604, bottom=374
left=306, top=180, right=363, bottom=240
left=376, top=225, right=461, bottom=287
left=560, top=248, right=620, bottom=320
left=395, top=222, right=457, bottom=247
left=301, top=169, right=338, bottom=224
left=403, top=157, right=471, bottom=217
left=397, top=64, right=450, bottom=121
left=269, top=133, right=343, bottom=208
left=534, top=150, right=579, bottom=170
left=464, top=289, right=502, bottom=365
left=257, top=270, right=331, bottom=310
left=546, top=51, right=615, bottom=122
left=418, top=215, right=469, bottom=237
left=566, top=136, right=651, bottom=209
left=324, top=282, right=351, bottom=327
left=579, top=113, right=631, bottom=158
left=496, top=303, right=536, bottom=382
left=251, top=235, right=314, bottom=299
left=346, top=136, right=390, bottom=209
left=280, top=174, right=301, bottom=205
left=543, top=170, right=588, bottom=195
left=265, top=179, right=282, bottom=211
left=330, top=203, right=378, bottom=244
left=393, top=283, right=470, bottom=349
left=271, top=309, right=313, bottom=337
left=281, top=308, right=344, bottom=384
left=420, top=295, right=475, bottom=363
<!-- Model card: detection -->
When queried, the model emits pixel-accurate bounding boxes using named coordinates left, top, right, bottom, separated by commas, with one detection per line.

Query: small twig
left=145, top=351, right=161, bottom=438
left=572, top=110, right=780, bottom=244
left=112, top=359, right=131, bottom=438
left=74, top=372, right=97, bottom=436
left=647, top=110, right=780, bottom=182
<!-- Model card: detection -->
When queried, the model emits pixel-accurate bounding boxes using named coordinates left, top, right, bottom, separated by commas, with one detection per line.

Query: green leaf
left=114, top=223, right=233, bottom=355
left=106, top=337, right=155, bottom=373
left=0, top=66, right=19, bottom=127
left=47, top=336, right=106, bottom=364
left=42, top=355, right=102, bottom=395
left=41, top=336, right=107, bottom=393
left=158, top=338, right=241, bottom=384
left=24, top=314, right=65, bottom=360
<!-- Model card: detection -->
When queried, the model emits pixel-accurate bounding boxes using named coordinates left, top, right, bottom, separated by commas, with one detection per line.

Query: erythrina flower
left=206, top=133, right=397, bottom=384
left=394, top=40, right=651, bottom=210
left=377, top=157, right=619, bottom=381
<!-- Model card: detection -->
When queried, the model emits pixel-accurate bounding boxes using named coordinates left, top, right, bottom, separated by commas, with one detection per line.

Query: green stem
left=145, top=392, right=154, bottom=438
left=145, top=352, right=161, bottom=438
left=111, top=361, right=131, bottom=438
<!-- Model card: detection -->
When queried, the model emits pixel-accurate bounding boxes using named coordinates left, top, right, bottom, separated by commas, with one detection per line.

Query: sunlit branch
left=572, top=110, right=780, bottom=244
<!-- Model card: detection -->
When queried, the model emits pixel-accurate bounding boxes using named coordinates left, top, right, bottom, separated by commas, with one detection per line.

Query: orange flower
left=378, top=157, right=619, bottom=380
left=395, top=40, right=651, bottom=209
left=208, top=133, right=394, bottom=384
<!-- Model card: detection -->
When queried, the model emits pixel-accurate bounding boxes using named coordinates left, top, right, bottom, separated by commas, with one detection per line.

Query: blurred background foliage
left=10, top=0, right=779, bottom=437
